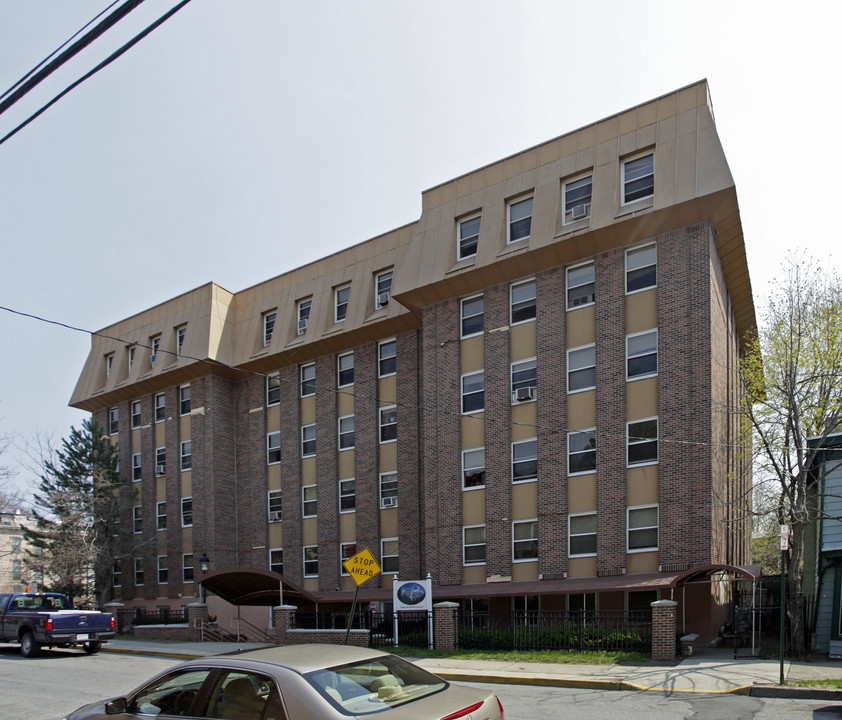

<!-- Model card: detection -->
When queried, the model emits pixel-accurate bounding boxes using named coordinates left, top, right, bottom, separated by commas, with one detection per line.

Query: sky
left=0, top=0, right=840, bottom=493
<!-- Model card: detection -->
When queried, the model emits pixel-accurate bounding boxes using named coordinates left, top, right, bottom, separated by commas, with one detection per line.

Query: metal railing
left=114, top=607, right=187, bottom=632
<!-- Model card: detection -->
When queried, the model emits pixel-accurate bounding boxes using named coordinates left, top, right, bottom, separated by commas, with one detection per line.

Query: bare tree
left=740, top=253, right=842, bottom=655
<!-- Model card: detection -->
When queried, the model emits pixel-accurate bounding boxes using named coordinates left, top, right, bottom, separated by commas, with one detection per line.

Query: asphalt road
left=2, top=645, right=841, bottom=720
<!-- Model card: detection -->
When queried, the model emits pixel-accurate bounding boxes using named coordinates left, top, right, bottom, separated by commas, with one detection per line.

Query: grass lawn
left=383, top=647, right=650, bottom=665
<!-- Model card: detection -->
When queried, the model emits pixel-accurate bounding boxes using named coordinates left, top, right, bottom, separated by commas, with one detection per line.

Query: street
left=1, top=645, right=841, bottom=720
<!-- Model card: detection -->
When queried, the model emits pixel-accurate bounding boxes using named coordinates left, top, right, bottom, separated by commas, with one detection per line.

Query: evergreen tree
left=23, top=419, right=126, bottom=605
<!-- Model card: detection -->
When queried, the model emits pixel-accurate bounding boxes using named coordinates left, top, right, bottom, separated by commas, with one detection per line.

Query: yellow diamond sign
left=343, top=548, right=381, bottom=586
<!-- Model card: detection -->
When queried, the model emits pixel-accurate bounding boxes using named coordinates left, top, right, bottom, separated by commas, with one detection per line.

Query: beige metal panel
left=626, top=377, right=658, bottom=421
left=510, top=321, right=536, bottom=361
left=379, top=441, right=397, bottom=472
left=462, top=415, right=484, bottom=448
left=627, top=466, right=659, bottom=506
left=180, top=474, right=191, bottom=497
left=266, top=406, right=280, bottom=433
left=267, top=464, right=281, bottom=490
left=338, top=451, right=354, bottom=479
left=378, top=376, right=397, bottom=405
left=302, top=519, right=318, bottom=545
left=302, top=457, right=316, bottom=485
left=269, top=522, right=282, bottom=547
left=512, top=481, right=538, bottom=520
left=337, top=388, right=354, bottom=417
left=625, top=289, right=657, bottom=333
left=339, top=512, right=355, bottom=541
left=568, top=557, right=597, bottom=578
left=182, top=527, right=192, bottom=548
left=156, top=477, right=166, bottom=499
left=511, top=405, right=537, bottom=442
left=155, top=422, right=166, bottom=446
left=463, top=488, right=486, bottom=525
left=512, top=561, right=538, bottom=581
left=461, top=336, right=484, bottom=374
left=464, top=565, right=486, bottom=584
left=567, top=390, right=596, bottom=431
left=381, top=508, right=398, bottom=537
left=568, top=476, right=597, bottom=513
left=300, top=396, right=315, bottom=425
left=626, top=551, right=658, bottom=574
left=566, top=304, right=595, bottom=346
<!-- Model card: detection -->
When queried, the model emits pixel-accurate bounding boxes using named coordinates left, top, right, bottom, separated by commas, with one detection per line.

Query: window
left=179, top=385, right=191, bottom=415
left=507, top=196, right=533, bottom=243
left=628, top=505, right=659, bottom=551
left=335, top=285, right=350, bottom=323
left=269, top=548, right=283, bottom=575
left=458, top=213, right=481, bottom=260
left=105, top=354, right=113, bottom=378
left=150, top=335, right=160, bottom=366
left=569, top=513, right=597, bottom=557
left=461, top=371, right=484, bottom=414
left=381, top=537, right=399, bottom=574
left=462, top=447, right=486, bottom=489
left=375, top=269, right=393, bottom=309
left=622, top=152, right=654, bottom=205
left=154, top=392, right=166, bottom=422
left=180, top=440, right=192, bottom=471
left=303, top=546, right=318, bottom=577
left=569, top=593, right=596, bottom=613
left=134, top=558, right=144, bottom=586
left=337, top=352, right=354, bottom=387
left=338, top=415, right=354, bottom=450
left=379, top=339, right=397, bottom=377
left=568, top=430, right=596, bottom=475
left=512, top=438, right=538, bottom=482
left=155, top=447, right=166, bottom=476
left=563, top=174, right=592, bottom=224
left=132, top=506, right=142, bottom=534
left=627, top=329, right=658, bottom=380
left=132, top=452, right=142, bottom=482
left=567, top=344, right=596, bottom=393
left=626, top=243, right=657, bottom=293
left=628, top=418, right=658, bottom=465
left=267, top=431, right=281, bottom=464
left=302, top=485, right=317, bottom=517
left=181, top=497, right=193, bottom=527
left=510, top=280, right=536, bottom=324
left=157, top=501, right=167, bottom=531
left=108, top=407, right=119, bottom=435
left=463, top=525, right=486, bottom=565
left=11, top=536, right=21, bottom=553
left=379, top=405, right=397, bottom=443
left=461, top=295, right=484, bottom=338
left=300, top=363, right=316, bottom=397
left=340, top=542, right=357, bottom=575
left=266, top=373, right=281, bottom=405
left=513, top=519, right=538, bottom=562
left=112, top=559, right=122, bottom=587
left=297, top=298, right=311, bottom=335
left=567, top=262, right=594, bottom=309
left=268, top=489, right=282, bottom=522
left=511, top=358, right=536, bottom=402
left=263, top=311, right=276, bottom=347
left=379, top=472, right=398, bottom=508
left=157, top=556, right=168, bottom=584
left=339, top=478, right=356, bottom=513
left=128, top=346, right=135, bottom=373
left=183, top=553, right=194, bottom=583
left=301, top=424, right=316, bottom=457
left=176, top=326, right=186, bottom=357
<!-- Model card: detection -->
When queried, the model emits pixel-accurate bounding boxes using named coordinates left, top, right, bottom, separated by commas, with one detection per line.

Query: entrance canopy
left=199, top=567, right=318, bottom=606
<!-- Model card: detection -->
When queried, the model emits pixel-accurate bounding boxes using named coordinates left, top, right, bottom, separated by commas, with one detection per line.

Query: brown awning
left=199, top=567, right=319, bottom=606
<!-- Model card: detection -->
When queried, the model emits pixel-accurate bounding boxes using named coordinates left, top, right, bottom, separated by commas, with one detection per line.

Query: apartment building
left=70, top=80, right=754, bottom=640
left=0, top=510, right=32, bottom=593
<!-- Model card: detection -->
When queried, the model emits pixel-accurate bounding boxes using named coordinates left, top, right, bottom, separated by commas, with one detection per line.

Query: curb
left=750, top=685, right=842, bottom=701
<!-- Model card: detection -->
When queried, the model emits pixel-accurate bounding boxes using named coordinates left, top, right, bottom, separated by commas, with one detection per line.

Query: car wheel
left=21, top=632, right=41, bottom=657
left=83, top=641, right=102, bottom=655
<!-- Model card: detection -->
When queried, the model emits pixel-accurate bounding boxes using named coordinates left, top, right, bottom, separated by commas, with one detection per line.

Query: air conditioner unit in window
left=268, top=511, right=282, bottom=522
left=156, top=464, right=166, bottom=475
left=382, top=496, right=397, bottom=508
left=513, top=386, right=535, bottom=402
left=377, top=292, right=390, bottom=307
left=297, top=318, right=308, bottom=333
left=571, top=203, right=589, bottom=220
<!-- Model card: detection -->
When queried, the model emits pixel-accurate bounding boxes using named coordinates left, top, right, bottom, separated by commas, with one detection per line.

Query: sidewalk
left=102, top=638, right=842, bottom=699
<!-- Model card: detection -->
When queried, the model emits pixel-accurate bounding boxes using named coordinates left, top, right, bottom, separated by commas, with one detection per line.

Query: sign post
left=342, top=548, right=381, bottom=645
left=393, top=577, right=434, bottom=649
left=780, top=524, right=789, bottom=685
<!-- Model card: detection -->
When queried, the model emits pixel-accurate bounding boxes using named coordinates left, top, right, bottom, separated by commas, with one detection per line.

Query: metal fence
left=459, top=610, right=652, bottom=652
left=113, top=607, right=188, bottom=633
left=292, top=610, right=432, bottom=649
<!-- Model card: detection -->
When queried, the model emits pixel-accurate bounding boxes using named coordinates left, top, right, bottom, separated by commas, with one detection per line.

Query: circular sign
left=396, top=581, right=427, bottom=606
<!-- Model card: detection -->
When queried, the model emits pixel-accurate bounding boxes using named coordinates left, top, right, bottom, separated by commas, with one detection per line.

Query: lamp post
left=200, top=552, right=210, bottom=603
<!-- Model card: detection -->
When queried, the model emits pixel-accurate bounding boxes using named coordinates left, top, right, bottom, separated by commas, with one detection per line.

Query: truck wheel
left=83, top=641, right=102, bottom=655
left=20, top=632, right=41, bottom=658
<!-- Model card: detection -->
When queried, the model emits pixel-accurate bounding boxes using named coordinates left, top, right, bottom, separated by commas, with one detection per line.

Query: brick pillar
left=434, top=602, right=459, bottom=652
left=651, top=599, right=677, bottom=662
left=273, top=605, right=297, bottom=646
left=187, top=603, right=209, bottom=641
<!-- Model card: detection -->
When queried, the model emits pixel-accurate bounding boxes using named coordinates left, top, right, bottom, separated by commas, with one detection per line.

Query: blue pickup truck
left=0, top=592, right=115, bottom=657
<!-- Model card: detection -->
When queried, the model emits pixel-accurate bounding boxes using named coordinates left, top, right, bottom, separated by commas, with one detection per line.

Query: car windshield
left=304, top=654, right=447, bottom=715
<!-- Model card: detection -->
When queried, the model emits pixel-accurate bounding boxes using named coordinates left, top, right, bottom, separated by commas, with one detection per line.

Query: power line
left=0, top=0, right=194, bottom=148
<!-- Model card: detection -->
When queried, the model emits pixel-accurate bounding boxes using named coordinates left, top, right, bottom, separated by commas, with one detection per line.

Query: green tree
left=23, top=419, right=126, bottom=605
left=741, top=254, right=842, bottom=656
